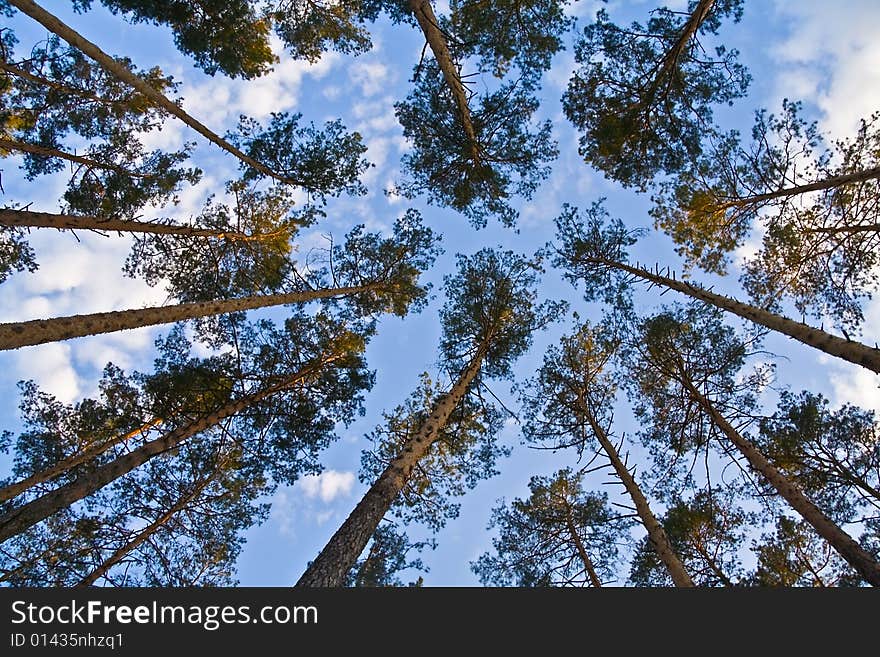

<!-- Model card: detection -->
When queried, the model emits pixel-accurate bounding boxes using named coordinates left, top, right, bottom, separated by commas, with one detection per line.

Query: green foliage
left=396, top=62, right=557, bottom=228
left=758, top=391, right=880, bottom=524
left=72, top=0, right=277, bottom=79
left=449, top=0, right=573, bottom=80
left=0, top=225, right=37, bottom=284
left=745, top=516, right=862, bottom=587
left=228, top=112, right=371, bottom=199
left=439, top=248, right=565, bottom=379
left=629, top=488, right=749, bottom=587
left=345, top=522, right=434, bottom=587
left=271, top=0, right=381, bottom=62
left=327, top=209, right=442, bottom=318
left=471, top=469, right=631, bottom=586
left=563, top=2, right=749, bottom=189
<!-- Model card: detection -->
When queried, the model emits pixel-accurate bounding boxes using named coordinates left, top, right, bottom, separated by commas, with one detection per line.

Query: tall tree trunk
left=76, top=470, right=216, bottom=587
left=594, top=257, right=880, bottom=374
left=583, top=408, right=695, bottom=587
left=0, top=209, right=260, bottom=240
left=722, top=166, right=880, bottom=208
left=0, top=354, right=341, bottom=543
left=296, top=349, right=486, bottom=586
left=561, top=498, right=602, bottom=587
left=804, top=223, right=880, bottom=235
left=0, top=137, right=151, bottom=177
left=6, top=0, right=299, bottom=186
left=0, top=418, right=162, bottom=504
left=407, top=0, right=480, bottom=164
left=0, top=283, right=378, bottom=351
left=679, top=375, right=880, bottom=586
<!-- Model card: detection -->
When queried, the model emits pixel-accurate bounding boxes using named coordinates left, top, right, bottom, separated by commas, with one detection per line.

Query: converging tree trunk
left=296, top=349, right=486, bottom=586
left=76, top=470, right=217, bottom=587
left=720, top=165, right=880, bottom=209
left=0, top=137, right=151, bottom=177
left=560, top=498, right=603, bottom=587
left=0, top=283, right=378, bottom=351
left=0, top=354, right=341, bottom=544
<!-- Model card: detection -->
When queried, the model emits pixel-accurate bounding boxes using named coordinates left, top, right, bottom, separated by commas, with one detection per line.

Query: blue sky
left=1, top=0, right=879, bottom=585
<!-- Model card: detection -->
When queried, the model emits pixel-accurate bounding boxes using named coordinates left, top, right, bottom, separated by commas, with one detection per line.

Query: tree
left=629, top=488, right=749, bottom=587
left=396, top=62, right=556, bottom=227
left=562, top=0, right=749, bottom=189
left=553, top=202, right=880, bottom=374
left=519, top=322, right=695, bottom=587
left=0, top=312, right=373, bottom=543
left=625, top=302, right=880, bottom=585
left=344, top=522, right=434, bottom=587
left=652, top=102, right=880, bottom=332
left=471, top=468, right=631, bottom=587
left=295, top=248, right=563, bottom=586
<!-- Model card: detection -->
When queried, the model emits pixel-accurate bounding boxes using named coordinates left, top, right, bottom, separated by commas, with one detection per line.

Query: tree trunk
left=6, top=0, right=298, bottom=186
left=407, top=0, right=480, bottom=164
left=692, top=541, right=734, bottom=587
left=680, top=376, right=880, bottom=586
left=561, top=499, right=602, bottom=587
left=584, top=409, right=695, bottom=587
left=0, top=137, right=150, bottom=177
left=0, top=209, right=258, bottom=240
left=598, top=258, right=880, bottom=374
left=76, top=471, right=215, bottom=587
left=647, top=0, right=716, bottom=99
left=296, top=349, right=486, bottom=586
left=0, top=355, right=340, bottom=543
left=0, top=418, right=162, bottom=504
left=0, top=283, right=378, bottom=351
left=722, top=166, right=880, bottom=208
left=803, top=223, right=880, bottom=235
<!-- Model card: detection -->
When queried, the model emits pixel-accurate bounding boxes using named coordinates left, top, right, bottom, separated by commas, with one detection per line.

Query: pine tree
left=296, top=248, right=563, bottom=586
left=471, top=468, right=631, bottom=587
left=562, top=0, right=749, bottom=189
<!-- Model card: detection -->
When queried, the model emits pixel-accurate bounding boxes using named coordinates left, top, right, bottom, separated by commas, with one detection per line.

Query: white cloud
left=14, top=343, right=80, bottom=404
left=771, top=0, right=880, bottom=139
left=349, top=61, right=391, bottom=98
left=299, top=470, right=356, bottom=503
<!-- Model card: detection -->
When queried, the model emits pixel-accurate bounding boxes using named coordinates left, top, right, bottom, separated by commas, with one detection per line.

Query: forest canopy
left=0, top=0, right=878, bottom=587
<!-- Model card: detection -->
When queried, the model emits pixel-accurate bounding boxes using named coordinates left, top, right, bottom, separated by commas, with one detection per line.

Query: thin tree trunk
left=76, top=471, right=216, bottom=587
left=0, top=417, right=162, bottom=504
left=721, top=166, right=880, bottom=208
left=680, top=375, right=880, bottom=586
left=296, top=349, right=486, bottom=586
left=596, top=257, right=880, bottom=374
left=561, top=499, right=602, bottom=587
left=407, top=0, right=480, bottom=164
left=6, top=0, right=299, bottom=186
left=584, top=408, right=695, bottom=587
left=0, top=137, right=151, bottom=177
left=0, top=283, right=378, bottom=351
left=0, top=354, right=341, bottom=544
left=0, top=209, right=260, bottom=240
